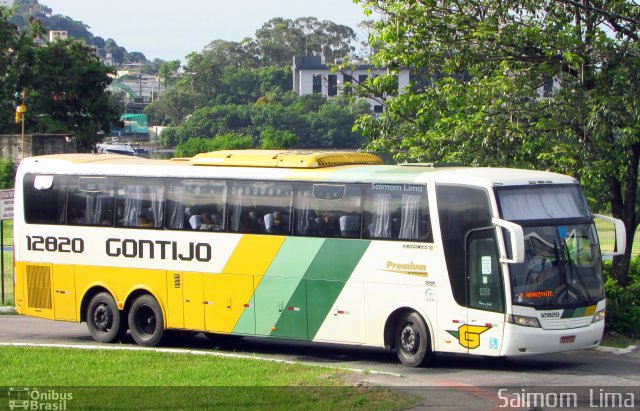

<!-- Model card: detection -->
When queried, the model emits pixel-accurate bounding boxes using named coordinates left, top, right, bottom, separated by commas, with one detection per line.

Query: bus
left=13, top=150, right=625, bottom=367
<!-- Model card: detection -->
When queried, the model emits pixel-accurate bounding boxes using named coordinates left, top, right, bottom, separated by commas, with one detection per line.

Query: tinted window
left=229, top=181, right=293, bottom=235
left=166, top=179, right=226, bottom=231
left=23, top=174, right=67, bottom=225
left=294, top=183, right=362, bottom=238
left=437, top=185, right=493, bottom=307
left=67, top=177, right=115, bottom=226
left=497, top=185, right=590, bottom=221
left=115, top=178, right=165, bottom=229
left=363, top=183, right=432, bottom=242
left=467, top=229, right=503, bottom=313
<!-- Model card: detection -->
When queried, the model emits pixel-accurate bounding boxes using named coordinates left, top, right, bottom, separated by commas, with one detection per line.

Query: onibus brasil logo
left=8, top=387, right=73, bottom=410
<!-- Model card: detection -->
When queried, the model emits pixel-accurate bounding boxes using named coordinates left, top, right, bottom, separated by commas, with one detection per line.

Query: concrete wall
left=0, top=134, right=76, bottom=165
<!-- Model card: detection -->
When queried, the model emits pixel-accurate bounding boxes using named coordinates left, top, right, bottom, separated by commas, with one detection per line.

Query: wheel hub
left=93, top=305, right=112, bottom=331
left=401, top=324, right=417, bottom=353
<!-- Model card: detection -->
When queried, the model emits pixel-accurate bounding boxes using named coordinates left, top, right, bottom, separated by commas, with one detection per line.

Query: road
left=1, top=315, right=639, bottom=410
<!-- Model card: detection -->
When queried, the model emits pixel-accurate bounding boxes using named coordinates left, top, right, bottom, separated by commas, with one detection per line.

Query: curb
left=595, top=344, right=637, bottom=355
left=0, top=306, right=16, bottom=314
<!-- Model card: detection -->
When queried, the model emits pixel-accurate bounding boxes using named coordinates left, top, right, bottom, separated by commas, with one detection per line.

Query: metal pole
left=21, top=111, right=25, bottom=159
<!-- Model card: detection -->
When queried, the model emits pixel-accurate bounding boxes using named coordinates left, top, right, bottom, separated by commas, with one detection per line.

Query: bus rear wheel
left=395, top=311, right=432, bottom=367
left=128, top=294, right=165, bottom=346
left=86, top=292, right=126, bottom=343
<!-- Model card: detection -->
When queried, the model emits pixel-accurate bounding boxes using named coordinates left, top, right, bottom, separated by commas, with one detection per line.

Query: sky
left=41, top=0, right=371, bottom=62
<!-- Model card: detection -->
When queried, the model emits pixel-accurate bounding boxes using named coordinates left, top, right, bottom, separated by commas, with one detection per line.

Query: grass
left=0, top=346, right=415, bottom=410
left=595, top=217, right=640, bottom=255
left=1, top=219, right=12, bottom=306
left=600, top=333, right=639, bottom=349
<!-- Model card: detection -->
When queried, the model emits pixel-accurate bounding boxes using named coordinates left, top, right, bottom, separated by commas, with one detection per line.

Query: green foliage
left=9, top=0, right=143, bottom=65
left=259, top=126, right=297, bottom=149
left=355, top=0, right=640, bottom=283
left=604, top=258, right=640, bottom=337
left=174, top=133, right=253, bottom=157
left=0, top=7, right=120, bottom=150
left=0, top=158, right=14, bottom=189
left=158, top=127, right=179, bottom=147
left=166, top=95, right=369, bottom=150
left=255, top=17, right=356, bottom=66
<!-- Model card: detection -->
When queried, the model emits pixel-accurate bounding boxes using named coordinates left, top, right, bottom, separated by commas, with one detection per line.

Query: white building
left=292, top=56, right=410, bottom=113
left=48, top=30, right=68, bottom=42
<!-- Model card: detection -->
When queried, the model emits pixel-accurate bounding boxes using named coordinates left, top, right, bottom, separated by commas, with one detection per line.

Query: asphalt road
left=1, top=315, right=639, bottom=410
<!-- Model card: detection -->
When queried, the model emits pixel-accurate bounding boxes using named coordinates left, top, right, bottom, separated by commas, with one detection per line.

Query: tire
left=86, top=292, right=126, bottom=343
left=394, top=311, right=432, bottom=367
left=128, top=294, right=165, bottom=346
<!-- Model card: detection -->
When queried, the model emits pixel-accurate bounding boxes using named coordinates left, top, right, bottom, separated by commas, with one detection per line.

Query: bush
left=174, top=133, right=253, bottom=157
left=603, top=258, right=640, bottom=337
left=0, top=157, right=15, bottom=189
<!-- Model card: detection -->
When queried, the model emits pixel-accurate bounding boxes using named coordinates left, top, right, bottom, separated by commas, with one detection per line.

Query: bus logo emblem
left=446, top=324, right=491, bottom=349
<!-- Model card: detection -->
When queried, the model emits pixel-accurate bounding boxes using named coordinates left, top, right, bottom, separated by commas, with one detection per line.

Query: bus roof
left=18, top=152, right=577, bottom=188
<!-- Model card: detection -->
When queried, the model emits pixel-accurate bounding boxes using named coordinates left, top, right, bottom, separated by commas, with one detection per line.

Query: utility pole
left=14, top=90, right=27, bottom=158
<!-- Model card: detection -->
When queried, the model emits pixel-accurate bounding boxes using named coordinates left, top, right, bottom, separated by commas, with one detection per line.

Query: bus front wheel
left=394, top=311, right=432, bottom=367
left=128, top=294, right=165, bottom=346
left=86, top=292, right=126, bottom=343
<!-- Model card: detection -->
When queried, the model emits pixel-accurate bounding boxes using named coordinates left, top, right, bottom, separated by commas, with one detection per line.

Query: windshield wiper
left=562, top=238, right=593, bottom=304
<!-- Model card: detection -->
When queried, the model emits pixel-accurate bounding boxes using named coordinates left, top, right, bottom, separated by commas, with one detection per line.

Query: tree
left=30, top=40, right=121, bottom=150
left=355, top=0, right=640, bottom=284
left=258, top=126, right=297, bottom=149
left=157, top=60, right=181, bottom=88
left=255, top=17, right=356, bottom=66
left=1, top=8, right=120, bottom=150
left=144, top=87, right=202, bottom=126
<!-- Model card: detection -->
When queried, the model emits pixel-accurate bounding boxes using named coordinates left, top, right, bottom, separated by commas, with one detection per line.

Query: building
left=0, top=0, right=14, bottom=6
left=292, top=56, right=410, bottom=113
left=48, top=30, right=68, bottom=42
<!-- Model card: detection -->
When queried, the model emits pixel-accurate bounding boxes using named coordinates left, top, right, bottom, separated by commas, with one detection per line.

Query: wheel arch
left=79, top=285, right=116, bottom=323
left=122, top=287, right=167, bottom=329
left=383, top=306, right=434, bottom=350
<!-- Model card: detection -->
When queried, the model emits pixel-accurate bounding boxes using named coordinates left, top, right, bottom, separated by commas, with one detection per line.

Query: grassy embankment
left=0, top=346, right=415, bottom=410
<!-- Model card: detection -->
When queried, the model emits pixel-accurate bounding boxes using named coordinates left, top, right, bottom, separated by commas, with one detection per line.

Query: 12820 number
left=26, top=236, right=84, bottom=253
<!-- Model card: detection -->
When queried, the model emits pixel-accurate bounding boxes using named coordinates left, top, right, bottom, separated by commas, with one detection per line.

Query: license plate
left=560, top=335, right=576, bottom=344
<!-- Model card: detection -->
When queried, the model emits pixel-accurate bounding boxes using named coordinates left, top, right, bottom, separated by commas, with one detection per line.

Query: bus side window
left=67, top=176, right=115, bottom=227
left=294, top=183, right=361, bottom=238
left=166, top=179, right=227, bottom=231
left=363, top=184, right=432, bottom=242
left=23, top=174, right=67, bottom=225
left=229, top=181, right=292, bottom=235
left=116, top=178, right=165, bottom=229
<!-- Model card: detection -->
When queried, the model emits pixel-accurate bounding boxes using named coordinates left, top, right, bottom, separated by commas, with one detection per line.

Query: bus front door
left=465, top=229, right=506, bottom=356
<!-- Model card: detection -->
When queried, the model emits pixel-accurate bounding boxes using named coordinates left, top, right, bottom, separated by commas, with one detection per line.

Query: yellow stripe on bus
left=221, top=235, right=285, bottom=276
left=204, top=235, right=285, bottom=333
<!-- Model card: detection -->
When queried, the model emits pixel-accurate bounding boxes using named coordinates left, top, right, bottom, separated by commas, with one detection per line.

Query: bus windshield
left=497, top=185, right=603, bottom=308
left=508, top=224, right=604, bottom=308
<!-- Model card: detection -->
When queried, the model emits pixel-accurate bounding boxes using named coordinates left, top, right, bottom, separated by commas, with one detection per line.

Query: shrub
left=0, top=157, right=15, bottom=189
left=603, top=258, right=640, bottom=337
left=174, top=133, right=253, bottom=157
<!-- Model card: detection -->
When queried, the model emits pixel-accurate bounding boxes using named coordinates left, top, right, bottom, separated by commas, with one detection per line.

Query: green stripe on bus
left=561, top=307, right=584, bottom=318
left=243, top=237, right=324, bottom=337
left=301, top=239, right=370, bottom=338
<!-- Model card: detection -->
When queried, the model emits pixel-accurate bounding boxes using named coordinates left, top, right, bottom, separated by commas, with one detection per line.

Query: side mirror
left=594, top=214, right=626, bottom=256
left=492, top=218, right=525, bottom=264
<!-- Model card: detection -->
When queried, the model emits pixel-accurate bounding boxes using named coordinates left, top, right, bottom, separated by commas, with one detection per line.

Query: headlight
left=507, top=314, right=541, bottom=328
left=592, top=309, right=605, bottom=323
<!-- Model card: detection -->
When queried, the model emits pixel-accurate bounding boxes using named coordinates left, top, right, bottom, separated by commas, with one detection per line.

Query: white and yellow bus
left=13, top=150, right=625, bottom=366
